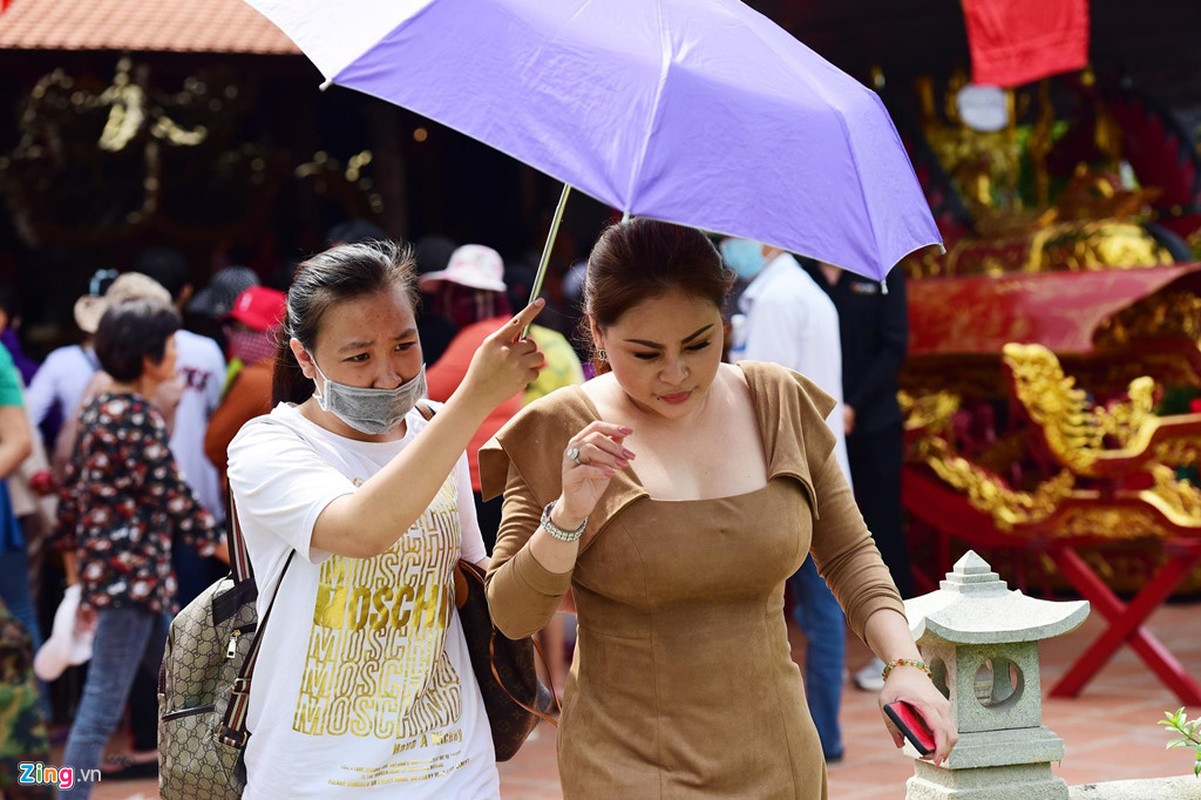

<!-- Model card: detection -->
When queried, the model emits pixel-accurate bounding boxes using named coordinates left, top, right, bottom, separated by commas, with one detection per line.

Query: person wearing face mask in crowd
left=480, top=220, right=956, bottom=799
left=423, top=244, right=525, bottom=554
left=721, top=236, right=852, bottom=764
left=204, top=286, right=288, bottom=492
left=225, top=241, right=545, bottom=800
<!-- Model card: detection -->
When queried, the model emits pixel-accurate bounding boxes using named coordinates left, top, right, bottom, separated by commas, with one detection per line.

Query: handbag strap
left=423, top=402, right=561, bottom=725
left=221, top=401, right=437, bottom=746
left=228, top=493, right=254, bottom=585
left=218, top=496, right=295, bottom=748
left=491, top=629, right=561, bottom=727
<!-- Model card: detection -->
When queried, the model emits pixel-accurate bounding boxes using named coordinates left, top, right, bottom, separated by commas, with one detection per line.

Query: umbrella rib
left=828, top=100, right=887, bottom=272
left=625, top=0, right=670, bottom=214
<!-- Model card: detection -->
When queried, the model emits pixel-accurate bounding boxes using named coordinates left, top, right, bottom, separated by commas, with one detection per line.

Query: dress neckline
left=568, top=363, right=773, bottom=504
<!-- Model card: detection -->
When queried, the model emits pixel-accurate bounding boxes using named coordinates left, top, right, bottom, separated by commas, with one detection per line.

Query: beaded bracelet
left=540, top=501, right=587, bottom=542
left=882, top=658, right=932, bottom=681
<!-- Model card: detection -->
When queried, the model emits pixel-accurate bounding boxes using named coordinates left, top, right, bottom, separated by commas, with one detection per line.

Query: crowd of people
left=0, top=219, right=955, bottom=799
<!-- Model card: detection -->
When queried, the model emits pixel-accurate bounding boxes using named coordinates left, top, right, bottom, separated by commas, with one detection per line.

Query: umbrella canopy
left=247, top=0, right=941, bottom=280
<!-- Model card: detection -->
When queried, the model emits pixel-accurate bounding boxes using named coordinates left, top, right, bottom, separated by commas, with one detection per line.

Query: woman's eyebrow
left=336, top=328, right=419, bottom=353
left=624, top=323, right=715, bottom=349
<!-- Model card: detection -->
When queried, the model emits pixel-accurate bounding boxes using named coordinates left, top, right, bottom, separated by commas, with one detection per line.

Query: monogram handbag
left=158, top=502, right=292, bottom=800
left=454, top=559, right=557, bottom=761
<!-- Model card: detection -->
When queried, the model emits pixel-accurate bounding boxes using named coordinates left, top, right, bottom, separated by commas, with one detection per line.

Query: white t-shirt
left=172, top=329, right=226, bottom=521
left=737, top=253, right=854, bottom=486
left=226, top=402, right=498, bottom=800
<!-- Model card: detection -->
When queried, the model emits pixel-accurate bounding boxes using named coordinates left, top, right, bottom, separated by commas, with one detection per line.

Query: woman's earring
left=597, top=348, right=607, bottom=361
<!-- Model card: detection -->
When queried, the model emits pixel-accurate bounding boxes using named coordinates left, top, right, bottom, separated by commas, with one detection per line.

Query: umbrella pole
left=523, top=183, right=572, bottom=336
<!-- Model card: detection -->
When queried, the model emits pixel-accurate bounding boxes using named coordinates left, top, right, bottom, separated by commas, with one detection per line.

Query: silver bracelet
left=540, top=501, right=587, bottom=542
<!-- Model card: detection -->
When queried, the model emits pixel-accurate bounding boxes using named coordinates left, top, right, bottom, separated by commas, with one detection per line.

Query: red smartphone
left=883, top=701, right=936, bottom=756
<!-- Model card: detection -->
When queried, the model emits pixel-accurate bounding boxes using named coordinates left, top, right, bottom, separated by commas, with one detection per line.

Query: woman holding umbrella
left=481, top=219, right=956, bottom=798
left=226, top=241, right=544, bottom=799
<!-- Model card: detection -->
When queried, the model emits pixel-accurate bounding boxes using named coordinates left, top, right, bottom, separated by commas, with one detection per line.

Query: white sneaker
left=853, top=657, right=886, bottom=692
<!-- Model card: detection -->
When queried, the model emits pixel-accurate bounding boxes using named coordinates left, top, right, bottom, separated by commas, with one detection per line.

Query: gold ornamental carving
left=921, top=438, right=1076, bottom=532
left=1154, top=439, right=1201, bottom=467
left=1094, top=290, right=1201, bottom=348
left=1143, top=465, right=1201, bottom=529
left=900, top=390, right=960, bottom=438
left=1051, top=508, right=1172, bottom=541
left=906, top=343, right=1201, bottom=539
left=1001, top=343, right=1161, bottom=476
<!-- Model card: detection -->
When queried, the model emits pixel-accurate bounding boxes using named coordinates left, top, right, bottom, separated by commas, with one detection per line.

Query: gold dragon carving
left=1001, top=343, right=1160, bottom=476
left=919, top=438, right=1076, bottom=532
left=901, top=386, right=1077, bottom=532
left=905, top=344, right=1201, bottom=536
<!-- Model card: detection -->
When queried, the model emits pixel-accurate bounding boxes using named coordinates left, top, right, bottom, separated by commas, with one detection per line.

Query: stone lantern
left=903, top=551, right=1090, bottom=800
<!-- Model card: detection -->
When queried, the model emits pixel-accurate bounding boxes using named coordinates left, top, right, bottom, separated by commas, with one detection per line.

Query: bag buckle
left=231, top=677, right=250, bottom=695
left=218, top=726, right=249, bottom=748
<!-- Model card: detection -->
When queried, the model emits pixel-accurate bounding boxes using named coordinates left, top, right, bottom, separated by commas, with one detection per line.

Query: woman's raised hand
left=554, top=421, right=636, bottom=528
left=460, top=299, right=547, bottom=410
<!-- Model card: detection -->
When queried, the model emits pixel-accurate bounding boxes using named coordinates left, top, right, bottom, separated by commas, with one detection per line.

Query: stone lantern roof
left=904, top=551, right=1089, bottom=646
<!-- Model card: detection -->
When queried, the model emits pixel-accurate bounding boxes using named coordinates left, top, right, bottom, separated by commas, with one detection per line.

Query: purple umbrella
left=247, top=0, right=940, bottom=282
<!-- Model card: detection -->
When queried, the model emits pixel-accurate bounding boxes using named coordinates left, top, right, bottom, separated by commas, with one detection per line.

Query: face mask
left=310, top=358, right=427, bottom=435
left=227, top=329, right=276, bottom=366
left=720, top=238, right=766, bottom=281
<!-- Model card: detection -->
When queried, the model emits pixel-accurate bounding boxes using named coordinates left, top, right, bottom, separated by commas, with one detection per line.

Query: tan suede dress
left=480, top=362, right=905, bottom=799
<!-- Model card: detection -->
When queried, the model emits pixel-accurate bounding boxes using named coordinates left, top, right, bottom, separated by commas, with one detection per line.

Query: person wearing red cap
left=204, top=286, right=287, bottom=489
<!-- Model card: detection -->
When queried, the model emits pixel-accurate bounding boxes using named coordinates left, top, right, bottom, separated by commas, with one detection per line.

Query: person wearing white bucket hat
left=419, top=243, right=509, bottom=294
left=425, top=245, right=524, bottom=553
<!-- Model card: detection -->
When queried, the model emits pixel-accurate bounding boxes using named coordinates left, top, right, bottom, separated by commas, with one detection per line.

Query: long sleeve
left=138, top=408, right=223, bottom=557
left=53, top=444, right=82, bottom=553
left=742, top=361, right=903, bottom=640
left=484, top=459, right=572, bottom=639
left=806, top=435, right=905, bottom=640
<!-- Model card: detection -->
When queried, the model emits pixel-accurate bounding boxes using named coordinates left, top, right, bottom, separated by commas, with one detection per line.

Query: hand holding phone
left=884, top=700, right=936, bottom=756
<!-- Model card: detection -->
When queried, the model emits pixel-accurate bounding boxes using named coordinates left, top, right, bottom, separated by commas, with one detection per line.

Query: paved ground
left=82, top=598, right=1201, bottom=799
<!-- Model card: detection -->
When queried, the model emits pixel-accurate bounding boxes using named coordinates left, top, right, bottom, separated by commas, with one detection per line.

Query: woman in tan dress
left=481, top=220, right=956, bottom=798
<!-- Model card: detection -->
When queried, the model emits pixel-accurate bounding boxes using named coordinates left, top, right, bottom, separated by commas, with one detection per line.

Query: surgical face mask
left=720, top=238, right=766, bottom=281
left=310, top=358, right=427, bottom=435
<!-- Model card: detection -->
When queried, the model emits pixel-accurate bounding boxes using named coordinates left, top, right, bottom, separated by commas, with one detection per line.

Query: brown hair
left=583, top=219, right=732, bottom=373
left=273, top=241, right=419, bottom=405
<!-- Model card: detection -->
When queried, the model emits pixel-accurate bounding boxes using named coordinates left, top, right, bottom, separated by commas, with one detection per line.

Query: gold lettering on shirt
left=293, top=474, right=465, bottom=742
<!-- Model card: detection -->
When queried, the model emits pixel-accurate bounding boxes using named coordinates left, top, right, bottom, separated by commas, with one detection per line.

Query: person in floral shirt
left=54, top=298, right=227, bottom=799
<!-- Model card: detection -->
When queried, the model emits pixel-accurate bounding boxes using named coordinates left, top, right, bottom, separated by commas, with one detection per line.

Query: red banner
left=961, top=0, right=1090, bottom=87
